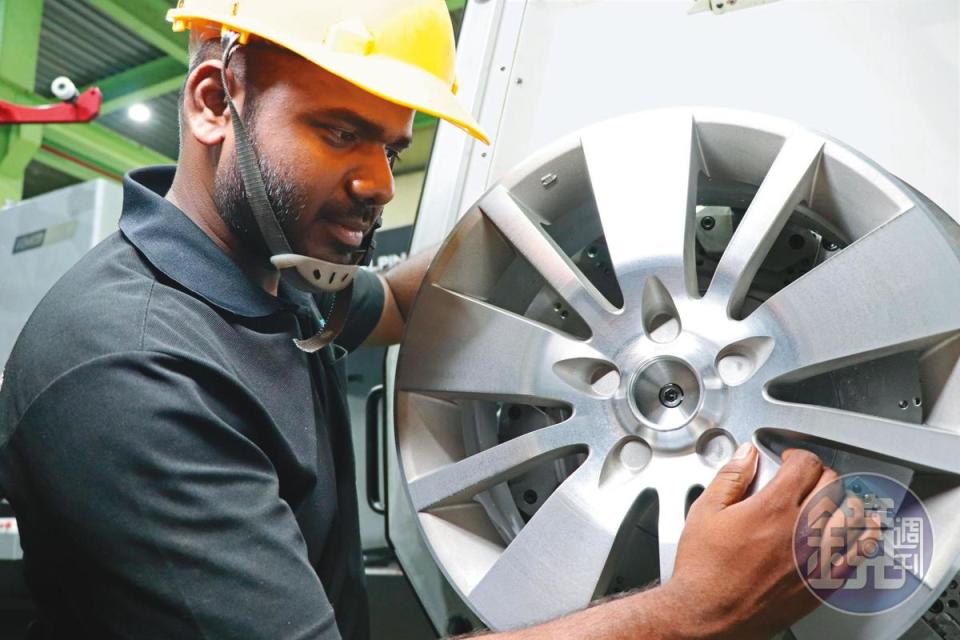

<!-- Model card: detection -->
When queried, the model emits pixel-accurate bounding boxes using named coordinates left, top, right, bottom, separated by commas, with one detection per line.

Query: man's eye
left=329, top=128, right=358, bottom=144
left=386, top=147, right=402, bottom=168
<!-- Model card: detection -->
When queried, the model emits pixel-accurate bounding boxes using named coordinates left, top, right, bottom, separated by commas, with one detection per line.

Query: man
left=0, top=1, right=868, bottom=638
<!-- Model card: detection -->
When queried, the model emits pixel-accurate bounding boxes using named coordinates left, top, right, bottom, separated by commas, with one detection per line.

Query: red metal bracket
left=0, top=87, right=102, bottom=124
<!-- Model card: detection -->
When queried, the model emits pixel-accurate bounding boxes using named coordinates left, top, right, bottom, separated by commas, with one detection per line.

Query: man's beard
left=213, top=146, right=306, bottom=259
left=212, top=126, right=376, bottom=264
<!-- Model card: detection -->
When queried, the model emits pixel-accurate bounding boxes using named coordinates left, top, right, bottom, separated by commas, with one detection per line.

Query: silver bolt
left=540, top=173, right=558, bottom=188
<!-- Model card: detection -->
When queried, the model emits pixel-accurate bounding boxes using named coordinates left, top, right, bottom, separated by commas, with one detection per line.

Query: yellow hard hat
left=167, top=0, right=489, bottom=144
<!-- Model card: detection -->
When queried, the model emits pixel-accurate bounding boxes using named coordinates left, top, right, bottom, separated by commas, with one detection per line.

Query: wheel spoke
left=656, top=480, right=689, bottom=582
left=398, top=284, right=607, bottom=404
left=760, top=207, right=960, bottom=379
left=581, top=111, right=703, bottom=300
left=467, top=461, right=636, bottom=628
left=920, top=335, right=960, bottom=430
left=704, top=134, right=824, bottom=317
left=478, top=186, right=620, bottom=331
left=763, top=400, right=960, bottom=475
left=407, top=419, right=587, bottom=511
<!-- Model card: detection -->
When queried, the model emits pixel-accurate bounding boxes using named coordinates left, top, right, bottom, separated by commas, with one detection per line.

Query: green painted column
left=0, top=0, right=44, bottom=204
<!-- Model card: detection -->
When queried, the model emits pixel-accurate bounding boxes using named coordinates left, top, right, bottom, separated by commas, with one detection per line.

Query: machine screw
left=658, top=383, right=684, bottom=408
left=823, top=239, right=839, bottom=251
left=522, top=489, right=538, bottom=505
left=700, top=216, right=716, bottom=231
left=586, top=246, right=599, bottom=259
left=540, top=173, right=558, bottom=188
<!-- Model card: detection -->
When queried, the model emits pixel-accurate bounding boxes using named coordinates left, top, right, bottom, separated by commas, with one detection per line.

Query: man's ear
left=182, top=59, right=245, bottom=147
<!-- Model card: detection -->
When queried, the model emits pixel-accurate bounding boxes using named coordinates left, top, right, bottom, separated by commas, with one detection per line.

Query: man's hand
left=484, top=444, right=866, bottom=640
left=662, top=444, right=868, bottom=639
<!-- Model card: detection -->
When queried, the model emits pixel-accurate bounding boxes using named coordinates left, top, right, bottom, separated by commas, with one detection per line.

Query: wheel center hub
left=631, top=358, right=701, bottom=431
left=658, top=383, right=684, bottom=408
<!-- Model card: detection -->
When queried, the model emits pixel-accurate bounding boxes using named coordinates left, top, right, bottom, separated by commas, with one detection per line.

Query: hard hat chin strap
left=218, top=31, right=380, bottom=352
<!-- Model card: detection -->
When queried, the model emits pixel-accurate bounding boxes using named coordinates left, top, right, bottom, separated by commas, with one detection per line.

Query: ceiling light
left=127, top=103, right=151, bottom=123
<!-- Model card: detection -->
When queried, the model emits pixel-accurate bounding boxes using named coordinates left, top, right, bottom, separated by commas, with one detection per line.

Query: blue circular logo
left=793, top=472, right=933, bottom=615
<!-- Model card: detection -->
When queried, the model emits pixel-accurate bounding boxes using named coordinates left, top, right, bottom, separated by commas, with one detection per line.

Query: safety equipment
left=166, top=1, right=488, bottom=351
left=167, top=0, right=488, bottom=144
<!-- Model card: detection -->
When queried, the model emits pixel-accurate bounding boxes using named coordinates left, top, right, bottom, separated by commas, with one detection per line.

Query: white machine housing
left=383, top=0, right=960, bottom=634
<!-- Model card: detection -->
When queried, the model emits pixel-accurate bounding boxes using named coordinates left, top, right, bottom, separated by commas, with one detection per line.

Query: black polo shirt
left=0, top=166, right=384, bottom=639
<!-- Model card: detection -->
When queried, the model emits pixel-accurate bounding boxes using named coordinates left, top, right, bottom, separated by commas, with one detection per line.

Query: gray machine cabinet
left=0, top=179, right=123, bottom=371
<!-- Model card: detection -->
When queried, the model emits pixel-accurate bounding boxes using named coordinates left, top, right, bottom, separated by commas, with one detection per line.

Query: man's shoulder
left=1, top=232, right=243, bottom=427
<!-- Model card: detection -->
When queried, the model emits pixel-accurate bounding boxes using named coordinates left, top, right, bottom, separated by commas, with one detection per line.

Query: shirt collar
left=119, top=165, right=295, bottom=318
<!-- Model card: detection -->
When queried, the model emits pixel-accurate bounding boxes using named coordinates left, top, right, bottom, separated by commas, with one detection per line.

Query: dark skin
left=168, top=43, right=416, bottom=345
left=168, top=40, right=870, bottom=639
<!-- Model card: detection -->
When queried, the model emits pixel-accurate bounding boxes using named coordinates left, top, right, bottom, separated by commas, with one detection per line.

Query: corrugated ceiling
left=97, top=92, right=181, bottom=161
left=35, top=0, right=168, bottom=97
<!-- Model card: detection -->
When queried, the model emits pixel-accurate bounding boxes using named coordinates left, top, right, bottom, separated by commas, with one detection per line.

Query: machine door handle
left=365, top=384, right=386, bottom=515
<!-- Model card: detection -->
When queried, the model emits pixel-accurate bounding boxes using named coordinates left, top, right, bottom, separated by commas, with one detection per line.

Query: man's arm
left=363, top=247, right=436, bottom=346
left=471, top=445, right=866, bottom=640
left=0, top=352, right=343, bottom=639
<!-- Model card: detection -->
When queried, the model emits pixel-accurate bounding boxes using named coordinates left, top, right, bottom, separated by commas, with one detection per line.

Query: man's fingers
left=694, top=442, right=759, bottom=513
left=756, top=448, right=825, bottom=507
left=809, top=467, right=841, bottom=505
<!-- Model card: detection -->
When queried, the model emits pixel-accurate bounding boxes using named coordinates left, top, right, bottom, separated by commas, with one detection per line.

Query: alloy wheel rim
left=396, top=108, right=960, bottom=637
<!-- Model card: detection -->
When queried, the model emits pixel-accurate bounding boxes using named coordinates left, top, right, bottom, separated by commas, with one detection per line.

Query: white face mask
left=269, top=254, right=359, bottom=294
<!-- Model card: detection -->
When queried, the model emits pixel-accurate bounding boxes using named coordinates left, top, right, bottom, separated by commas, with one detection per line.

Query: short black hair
left=177, top=38, right=263, bottom=153
left=177, top=38, right=223, bottom=113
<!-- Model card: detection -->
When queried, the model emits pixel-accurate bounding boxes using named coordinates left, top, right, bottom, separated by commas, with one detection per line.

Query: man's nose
left=347, top=151, right=395, bottom=207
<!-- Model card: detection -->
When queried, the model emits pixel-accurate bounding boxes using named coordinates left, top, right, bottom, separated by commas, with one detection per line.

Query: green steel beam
left=92, top=56, right=185, bottom=115
left=0, top=0, right=44, bottom=203
left=35, top=145, right=114, bottom=183
left=0, top=0, right=43, bottom=89
left=88, top=0, right=187, bottom=62
left=0, top=125, right=43, bottom=203
left=0, top=79, right=174, bottom=182
left=43, top=121, right=172, bottom=176
left=446, top=0, right=467, bottom=12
